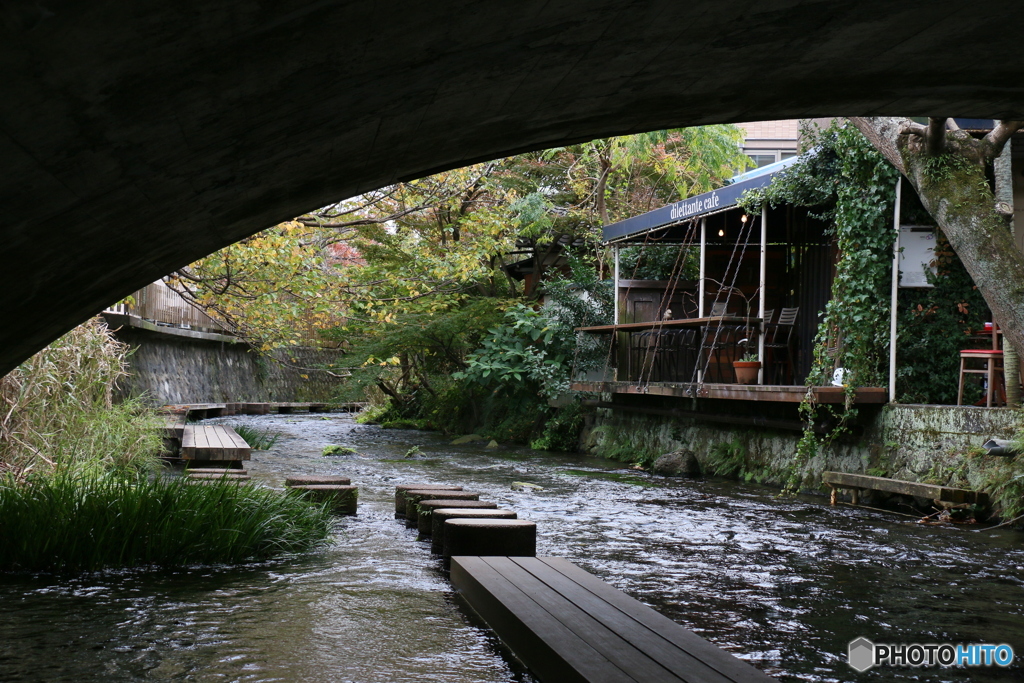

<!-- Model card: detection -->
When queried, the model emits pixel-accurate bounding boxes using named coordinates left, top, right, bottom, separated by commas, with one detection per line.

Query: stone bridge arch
left=2, top=0, right=1022, bottom=374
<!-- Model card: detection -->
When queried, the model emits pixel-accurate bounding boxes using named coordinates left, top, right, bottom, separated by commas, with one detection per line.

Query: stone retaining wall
left=585, top=402, right=1021, bottom=505
left=112, top=325, right=345, bottom=405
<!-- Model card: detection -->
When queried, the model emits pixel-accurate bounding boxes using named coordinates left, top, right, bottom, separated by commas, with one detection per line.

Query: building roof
left=603, top=156, right=801, bottom=244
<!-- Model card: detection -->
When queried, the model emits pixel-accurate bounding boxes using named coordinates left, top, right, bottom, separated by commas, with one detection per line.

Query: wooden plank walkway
left=822, top=472, right=988, bottom=506
left=451, top=556, right=776, bottom=683
left=180, top=425, right=251, bottom=460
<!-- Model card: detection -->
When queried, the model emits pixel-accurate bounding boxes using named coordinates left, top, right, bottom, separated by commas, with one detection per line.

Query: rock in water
left=652, top=449, right=701, bottom=478
left=485, top=440, right=499, bottom=449
left=451, top=434, right=484, bottom=445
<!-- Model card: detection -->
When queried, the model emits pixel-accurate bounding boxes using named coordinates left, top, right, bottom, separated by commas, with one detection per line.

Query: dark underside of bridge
left=2, top=0, right=1023, bottom=374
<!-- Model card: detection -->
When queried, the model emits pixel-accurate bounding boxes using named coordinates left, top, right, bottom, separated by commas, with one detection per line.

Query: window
left=746, top=153, right=777, bottom=168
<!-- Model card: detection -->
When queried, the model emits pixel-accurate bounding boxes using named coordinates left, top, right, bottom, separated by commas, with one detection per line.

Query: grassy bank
left=0, top=475, right=333, bottom=572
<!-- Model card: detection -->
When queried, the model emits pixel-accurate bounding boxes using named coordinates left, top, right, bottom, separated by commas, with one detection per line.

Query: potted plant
left=732, top=352, right=761, bottom=385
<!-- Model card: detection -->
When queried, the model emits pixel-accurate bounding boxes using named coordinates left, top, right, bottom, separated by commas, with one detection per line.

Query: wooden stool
left=958, top=349, right=1005, bottom=407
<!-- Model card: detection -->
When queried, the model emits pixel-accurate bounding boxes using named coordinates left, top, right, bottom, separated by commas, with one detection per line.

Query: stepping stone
left=186, top=468, right=247, bottom=474
left=443, top=518, right=536, bottom=567
left=416, top=499, right=498, bottom=535
left=285, top=475, right=351, bottom=486
left=290, top=484, right=358, bottom=514
left=404, top=490, right=480, bottom=527
left=431, top=508, right=517, bottom=555
left=187, top=471, right=250, bottom=481
left=394, top=484, right=463, bottom=517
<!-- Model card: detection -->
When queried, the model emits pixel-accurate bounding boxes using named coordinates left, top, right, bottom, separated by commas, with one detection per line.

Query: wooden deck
left=180, top=425, right=251, bottom=460
left=571, top=380, right=887, bottom=404
left=451, top=556, right=776, bottom=683
left=822, top=471, right=989, bottom=506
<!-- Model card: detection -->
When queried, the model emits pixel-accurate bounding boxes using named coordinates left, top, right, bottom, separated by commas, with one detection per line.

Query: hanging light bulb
left=741, top=214, right=748, bottom=223
left=718, top=229, right=725, bottom=237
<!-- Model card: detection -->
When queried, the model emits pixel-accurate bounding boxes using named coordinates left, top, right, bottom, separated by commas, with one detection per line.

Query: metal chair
left=763, top=307, right=798, bottom=384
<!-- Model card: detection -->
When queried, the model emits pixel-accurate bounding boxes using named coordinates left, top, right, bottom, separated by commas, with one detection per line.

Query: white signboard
left=899, top=226, right=936, bottom=288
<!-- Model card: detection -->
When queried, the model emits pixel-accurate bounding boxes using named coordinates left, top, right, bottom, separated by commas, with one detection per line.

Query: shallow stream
left=1, top=413, right=1022, bottom=682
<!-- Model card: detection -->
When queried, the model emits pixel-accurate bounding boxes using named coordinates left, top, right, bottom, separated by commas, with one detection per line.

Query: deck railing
left=104, top=280, right=229, bottom=334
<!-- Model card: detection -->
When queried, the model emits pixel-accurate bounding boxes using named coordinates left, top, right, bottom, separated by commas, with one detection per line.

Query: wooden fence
left=104, top=281, right=229, bottom=333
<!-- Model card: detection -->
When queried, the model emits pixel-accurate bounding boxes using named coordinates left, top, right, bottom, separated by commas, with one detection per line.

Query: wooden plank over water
left=571, top=381, right=887, bottom=404
left=451, top=556, right=776, bottom=683
left=822, top=472, right=988, bottom=506
left=180, top=425, right=251, bottom=460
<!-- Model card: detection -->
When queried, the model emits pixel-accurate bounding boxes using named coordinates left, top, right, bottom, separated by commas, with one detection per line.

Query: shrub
left=0, top=474, right=334, bottom=572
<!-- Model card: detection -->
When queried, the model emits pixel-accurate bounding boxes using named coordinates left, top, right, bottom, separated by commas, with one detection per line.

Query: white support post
left=612, top=245, right=620, bottom=325
left=698, top=218, right=707, bottom=318
left=889, top=178, right=902, bottom=402
left=698, top=218, right=707, bottom=384
left=758, top=204, right=767, bottom=385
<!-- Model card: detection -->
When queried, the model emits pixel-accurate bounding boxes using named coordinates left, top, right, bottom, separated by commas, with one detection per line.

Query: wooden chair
left=958, top=324, right=1006, bottom=407
left=764, top=307, right=798, bottom=384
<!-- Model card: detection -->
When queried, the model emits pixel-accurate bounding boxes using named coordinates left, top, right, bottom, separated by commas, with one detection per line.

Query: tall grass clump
left=0, top=319, right=162, bottom=478
left=0, top=474, right=334, bottom=571
left=232, top=424, right=281, bottom=450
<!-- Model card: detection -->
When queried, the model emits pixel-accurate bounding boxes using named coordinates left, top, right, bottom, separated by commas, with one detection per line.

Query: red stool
left=957, top=349, right=1005, bottom=407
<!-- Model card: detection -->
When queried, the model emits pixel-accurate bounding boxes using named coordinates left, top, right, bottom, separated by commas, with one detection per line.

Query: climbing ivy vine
left=741, top=121, right=900, bottom=489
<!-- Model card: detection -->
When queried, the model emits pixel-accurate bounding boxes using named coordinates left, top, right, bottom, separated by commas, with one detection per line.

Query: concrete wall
left=585, top=403, right=1021, bottom=505
left=112, top=324, right=345, bottom=405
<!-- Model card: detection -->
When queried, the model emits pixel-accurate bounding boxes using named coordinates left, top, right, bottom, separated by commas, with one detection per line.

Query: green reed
left=0, top=474, right=334, bottom=572
left=232, top=424, right=282, bottom=450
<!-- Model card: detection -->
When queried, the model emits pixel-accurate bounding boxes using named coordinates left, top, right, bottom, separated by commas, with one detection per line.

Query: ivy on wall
left=741, top=122, right=899, bottom=488
left=896, top=229, right=989, bottom=405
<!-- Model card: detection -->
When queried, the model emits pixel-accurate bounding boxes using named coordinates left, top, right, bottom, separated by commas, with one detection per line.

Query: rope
left=692, top=214, right=757, bottom=384
left=636, top=220, right=698, bottom=389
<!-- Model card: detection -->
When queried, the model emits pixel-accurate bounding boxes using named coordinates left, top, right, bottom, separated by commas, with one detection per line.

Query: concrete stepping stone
left=416, top=499, right=498, bottom=535
left=403, top=490, right=480, bottom=527
left=187, top=471, right=250, bottom=481
left=285, top=475, right=351, bottom=486
left=443, top=518, right=536, bottom=567
left=289, top=484, right=358, bottom=514
left=431, top=508, right=517, bottom=555
left=394, top=484, right=463, bottom=517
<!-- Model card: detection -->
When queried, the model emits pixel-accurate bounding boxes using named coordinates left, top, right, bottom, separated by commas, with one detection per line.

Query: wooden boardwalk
left=181, top=425, right=251, bottom=460
left=451, top=556, right=777, bottom=683
left=822, top=471, right=988, bottom=506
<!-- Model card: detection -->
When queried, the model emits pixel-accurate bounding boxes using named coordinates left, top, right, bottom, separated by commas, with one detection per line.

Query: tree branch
left=926, top=117, right=947, bottom=156
left=847, top=117, right=907, bottom=174
left=981, top=120, right=1024, bottom=161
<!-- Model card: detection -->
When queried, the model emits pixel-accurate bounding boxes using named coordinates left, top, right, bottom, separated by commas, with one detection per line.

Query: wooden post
left=612, top=244, right=620, bottom=325
left=889, top=177, right=902, bottom=403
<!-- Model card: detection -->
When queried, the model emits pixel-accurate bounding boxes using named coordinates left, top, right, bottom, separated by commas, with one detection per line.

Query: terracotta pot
left=732, top=361, right=761, bottom=385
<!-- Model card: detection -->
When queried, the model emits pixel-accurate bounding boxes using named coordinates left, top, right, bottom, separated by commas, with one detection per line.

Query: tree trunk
left=850, top=117, right=1024, bottom=378
left=995, top=142, right=1020, bottom=406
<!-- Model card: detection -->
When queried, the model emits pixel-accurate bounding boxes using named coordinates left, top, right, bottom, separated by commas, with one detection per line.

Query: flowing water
left=1, top=412, right=1022, bottom=682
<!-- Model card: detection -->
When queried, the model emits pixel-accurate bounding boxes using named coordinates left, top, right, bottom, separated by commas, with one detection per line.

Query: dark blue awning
left=603, top=156, right=799, bottom=244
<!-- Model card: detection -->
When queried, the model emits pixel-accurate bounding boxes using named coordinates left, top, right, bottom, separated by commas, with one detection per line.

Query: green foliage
left=0, top=319, right=162, bottom=479
left=896, top=230, right=989, bottom=404
left=530, top=402, right=587, bottom=452
left=589, top=423, right=663, bottom=468
left=233, top=424, right=281, bottom=450
left=0, top=474, right=333, bottom=572
left=705, top=439, right=748, bottom=478
left=322, top=445, right=357, bottom=456
left=618, top=244, right=699, bottom=281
